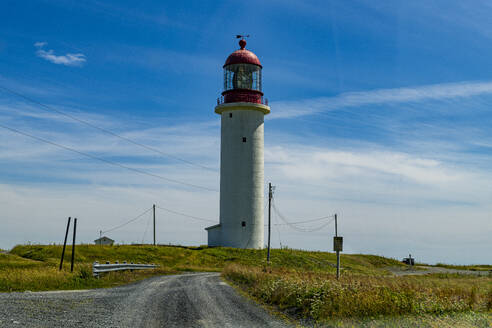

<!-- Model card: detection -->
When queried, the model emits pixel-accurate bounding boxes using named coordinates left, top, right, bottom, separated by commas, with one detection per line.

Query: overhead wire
left=0, top=85, right=218, bottom=172
left=272, top=199, right=335, bottom=233
left=155, top=205, right=217, bottom=223
left=102, top=207, right=153, bottom=234
left=274, top=215, right=335, bottom=225
left=272, top=204, right=283, bottom=248
left=0, top=123, right=218, bottom=192
left=141, top=210, right=153, bottom=244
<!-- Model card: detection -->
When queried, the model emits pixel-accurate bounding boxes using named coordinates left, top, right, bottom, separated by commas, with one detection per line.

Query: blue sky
left=0, top=0, right=491, bottom=264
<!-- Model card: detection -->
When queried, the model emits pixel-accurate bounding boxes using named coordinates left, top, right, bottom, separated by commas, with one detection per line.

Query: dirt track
left=0, top=272, right=289, bottom=328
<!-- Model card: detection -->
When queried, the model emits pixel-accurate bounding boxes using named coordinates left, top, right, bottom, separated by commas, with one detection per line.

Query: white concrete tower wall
left=205, top=38, right=270, bottom=249
left=216, top=102, right=269, bottom=248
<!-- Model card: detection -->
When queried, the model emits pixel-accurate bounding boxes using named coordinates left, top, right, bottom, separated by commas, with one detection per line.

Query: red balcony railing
left=217, top=94, right=268, bottom=106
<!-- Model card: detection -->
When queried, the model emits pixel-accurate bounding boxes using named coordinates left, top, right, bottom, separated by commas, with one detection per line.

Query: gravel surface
left=0, top=272, right=289, bottom=328
left=387, top=266, right=491, bottom=276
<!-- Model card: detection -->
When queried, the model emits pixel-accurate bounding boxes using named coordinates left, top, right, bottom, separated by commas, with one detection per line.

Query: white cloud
left=271, top=80, right=492, bottom=119
left=34, top=41, right=47, bottom=48
left=34, top=42, right=86, bottom=66
left=1, top=89, right=491, bottom=264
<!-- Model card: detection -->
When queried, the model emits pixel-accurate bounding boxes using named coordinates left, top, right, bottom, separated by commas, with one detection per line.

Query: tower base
left=205, top=223, right=264, bottom=249
left=205, top=224, right=221, bottom=247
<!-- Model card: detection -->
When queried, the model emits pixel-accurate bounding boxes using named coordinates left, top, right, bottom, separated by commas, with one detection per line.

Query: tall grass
left=223, top=264, right=492, bottom=322
left=9, top=244, right=404, bottom=274
left=0, top=245, right=404, bottom=292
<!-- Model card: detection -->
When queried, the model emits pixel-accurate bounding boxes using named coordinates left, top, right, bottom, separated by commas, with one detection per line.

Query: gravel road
left=0, top=272, right=289, bottom=328
left=387, top=266, right=491, bottom=276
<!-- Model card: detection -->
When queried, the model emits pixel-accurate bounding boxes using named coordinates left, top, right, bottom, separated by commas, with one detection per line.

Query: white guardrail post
left=92, top=261, right=158, bottom=277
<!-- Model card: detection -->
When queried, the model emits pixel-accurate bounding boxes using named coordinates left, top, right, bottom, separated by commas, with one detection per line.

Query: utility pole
left=59, top=217, right=71, bottom=271
left=267, top=183, right=272, bottom=263
left=153, top=204, right=156, bottom=246
left=70, top=218, right=77, bottom=273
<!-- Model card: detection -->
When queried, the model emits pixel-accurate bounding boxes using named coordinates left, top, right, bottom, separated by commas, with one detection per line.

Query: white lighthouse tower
left=205, top=37, right=270, bottom=249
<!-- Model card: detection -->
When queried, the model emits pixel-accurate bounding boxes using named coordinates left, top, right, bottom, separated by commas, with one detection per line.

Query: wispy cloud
left=1, top=84, right=491, bottom=264
left=34, top=41, right=47, bottom=48
left=271, top=80, right=492, bottom=119
left=34, top=42, right=86, bottom=66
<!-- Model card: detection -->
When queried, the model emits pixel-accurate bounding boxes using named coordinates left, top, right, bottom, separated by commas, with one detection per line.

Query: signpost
left=333, top=214, right=343, bottom=279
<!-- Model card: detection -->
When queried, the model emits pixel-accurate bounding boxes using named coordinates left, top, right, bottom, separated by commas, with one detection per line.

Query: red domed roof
left=223, top=39, right=262, bottom=68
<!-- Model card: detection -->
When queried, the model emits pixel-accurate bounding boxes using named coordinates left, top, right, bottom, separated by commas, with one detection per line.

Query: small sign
left=333, top=236, right=343, bottom=252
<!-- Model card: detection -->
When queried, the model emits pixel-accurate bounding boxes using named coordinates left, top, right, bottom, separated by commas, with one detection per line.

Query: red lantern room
left=220, top=38, right=265, bottom=104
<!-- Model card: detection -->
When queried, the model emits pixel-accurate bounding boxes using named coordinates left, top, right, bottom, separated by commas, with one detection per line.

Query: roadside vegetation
left=222, top=263, right=492, bottom=326
left=2, top=244, right=491, bottom=326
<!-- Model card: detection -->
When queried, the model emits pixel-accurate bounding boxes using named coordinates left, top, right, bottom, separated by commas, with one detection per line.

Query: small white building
left=94, top=236, right=114, bottom=245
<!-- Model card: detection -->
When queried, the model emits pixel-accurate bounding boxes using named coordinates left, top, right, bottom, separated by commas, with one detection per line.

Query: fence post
left=70, top=218, right=77, bottom=272
left=59, top=217, right=71, bottom=271
left=93, top=261, right=99, bottom=278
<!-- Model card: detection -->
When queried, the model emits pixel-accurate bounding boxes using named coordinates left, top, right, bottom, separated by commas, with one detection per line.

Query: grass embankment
left=223, top=264, right=492, bottom=326
left=1, top=244, right=401, bottom=292
left=2, top=245, right=491, bottom=326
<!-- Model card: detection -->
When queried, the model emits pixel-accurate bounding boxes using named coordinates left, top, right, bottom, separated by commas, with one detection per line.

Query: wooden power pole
left=267, top=183, right=272, bottom=263
left=153, top=204, right=156, bottom=246
left=70, top=218, right=77, bottom=273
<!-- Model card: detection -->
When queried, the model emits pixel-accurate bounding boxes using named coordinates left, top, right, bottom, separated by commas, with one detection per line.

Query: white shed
left=94, top=236, right=114, bottom=245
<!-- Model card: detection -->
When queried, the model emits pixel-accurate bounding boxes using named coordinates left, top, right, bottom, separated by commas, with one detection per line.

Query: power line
left=0, top=85, right=218, bottom=172
left=272, top=200, right=336, bottom=232
left=0, top=123, right=218, bottom=192
left=102, top=207, right=153, bottom=234
left=141, top=210, right=153, bottom=244
left=272, top=205, right=283, bottom=248
left=274, top=215, right=335, bottom=225
left=155, top=205, right=217, bottom=223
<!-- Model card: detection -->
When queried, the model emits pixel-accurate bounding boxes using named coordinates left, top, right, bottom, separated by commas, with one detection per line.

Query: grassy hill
left=1, top=244, right=401, bottom=292
left=2, top=245, right=491, bottom=327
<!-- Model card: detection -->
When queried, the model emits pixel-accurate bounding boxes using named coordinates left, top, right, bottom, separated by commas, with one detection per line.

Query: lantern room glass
left=224, top=64, right=262, bottom=92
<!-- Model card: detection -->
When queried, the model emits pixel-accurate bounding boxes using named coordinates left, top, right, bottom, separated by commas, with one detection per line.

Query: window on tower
left=224, top=64, right=262, bottom=92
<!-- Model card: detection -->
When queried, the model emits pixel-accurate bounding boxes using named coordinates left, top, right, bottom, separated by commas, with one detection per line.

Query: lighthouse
left=205, top=37, right=270, bottom=249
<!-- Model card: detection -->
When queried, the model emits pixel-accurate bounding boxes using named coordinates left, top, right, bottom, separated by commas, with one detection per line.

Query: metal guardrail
left=92, top=261, right=158, bottom=277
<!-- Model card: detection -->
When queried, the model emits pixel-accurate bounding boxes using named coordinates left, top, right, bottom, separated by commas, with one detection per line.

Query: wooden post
left=336, top=250, right=340, bottom=279
left=267, top=183, right=272, bottom=263
left=335, top=214, right=340, bottom=279
left=153, top=204, right=156, bottom=246
left=70, top=218, right=77, bottom=272
left=59, top=217, right=71, bottom=271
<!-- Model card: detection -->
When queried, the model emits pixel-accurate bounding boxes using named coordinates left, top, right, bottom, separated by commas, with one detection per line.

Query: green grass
left=9, top=244, right=405, bottom=274
left=222, top=264, right=492, bottom=324
left=1, top=244, right=403, bottom=292
left=318, top=312, right=492, bottom=327
left=2, top=244, right=491, bottom=326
